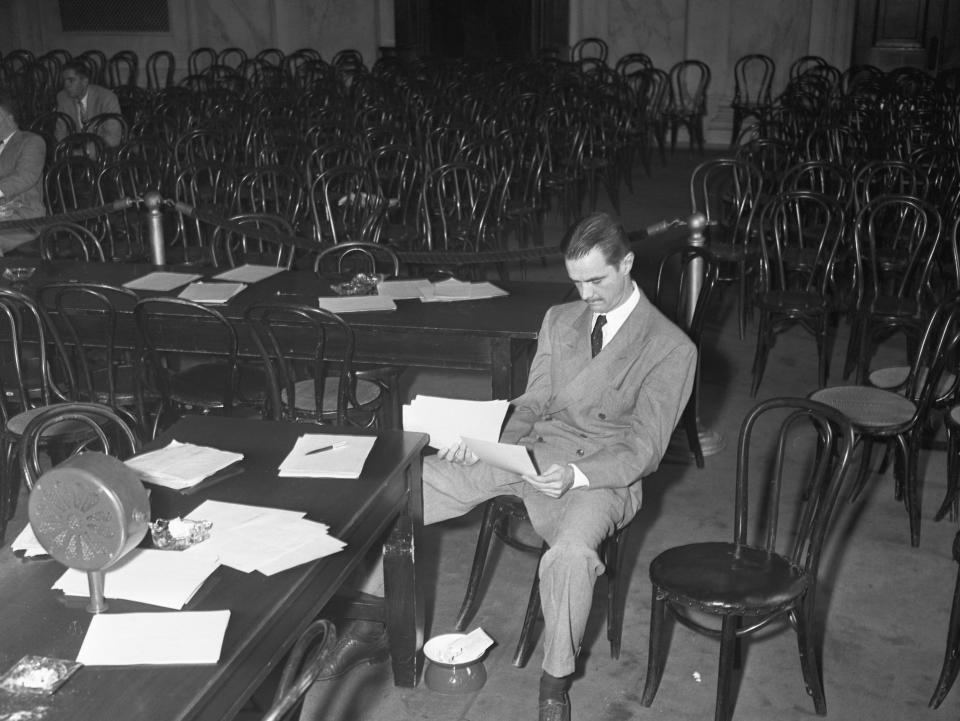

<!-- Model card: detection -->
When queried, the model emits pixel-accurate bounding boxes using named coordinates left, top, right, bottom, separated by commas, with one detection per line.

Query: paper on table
left=461, top=436, right=539, bottom=476
left=377, top=278, right=433, bottom=300
left=123, top=271, right=202, bottom=291
left=125, top=441, right=244, bottom=491
left=317, top=295, right=397, bottom=313
left=77, top=610, right=231, bottom=666
left=52, top=548, right=221, bottom=609
left=278, top=434, right=377, bottom=478
left=11, top=523, right=47, bottom=558
left=177, top=281, right=247, bottom=305
left=212, top=264, right=285, bottom=283
left=402, top=395, right=509, bottom=450
left=420, top=278, right=509, bottom=302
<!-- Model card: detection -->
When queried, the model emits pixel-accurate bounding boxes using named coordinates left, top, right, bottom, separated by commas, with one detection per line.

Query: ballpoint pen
left=305, top=440, right=349, bottom=455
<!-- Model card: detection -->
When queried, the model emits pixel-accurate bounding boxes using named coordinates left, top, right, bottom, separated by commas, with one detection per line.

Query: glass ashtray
left=330, top=273, right=383, bottom=296
left=0, top=655, right=82, bottom=695
left=2, top=266, right=36, bottom=283
left=150, top=517, right=212, bottom=550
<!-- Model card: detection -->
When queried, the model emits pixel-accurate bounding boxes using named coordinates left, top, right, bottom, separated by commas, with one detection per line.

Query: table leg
left=383, top=459, right=424, bottom=686
left=491, top=337, right=534, bottom=400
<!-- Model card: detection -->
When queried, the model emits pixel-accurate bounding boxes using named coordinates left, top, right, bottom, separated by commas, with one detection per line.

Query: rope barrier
left=0, top=198, right=138, bottom=233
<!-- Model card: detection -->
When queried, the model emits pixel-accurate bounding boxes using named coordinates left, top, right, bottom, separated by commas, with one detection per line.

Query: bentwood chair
left=666, top=59, right=711, bottom=154
left=209, top=213, right=296, bottom=270
left=730, top=54, right=775, bottom=148
left=930, top=531, right=960, bottom=709
left=37, top=222, right=106, bottom=262
left=640, top=397, right=855, bottom=721
left=260, top=619, right=337, bottom=721
left=307, top=165, right=385, bottom=246
left=244, top=303, right=388, bottom=429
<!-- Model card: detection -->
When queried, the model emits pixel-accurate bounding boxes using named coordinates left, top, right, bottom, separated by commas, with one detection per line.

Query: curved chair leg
left=716, top=615, right=739, bottom=721
left=795, top=600, right=827, bottom=714
left=513, top=543, right=548, bottom=668
left=605, top=525, right=630, bottom=659
left=930, top=534, right=960, bottom=708
left=849, top=436, right=875, bottom=501
left=816, top=318, right=830, bottom=388
left=750, top=312, right=771, bottom=397
left=683, top=400, right=705, bottom=469
left=454, top=499, right=502, bottom=631
left=640, top=587, right=669, bottom=706
left=901, top=434, right=922, bottom=547
left=935, top=423, right=959, bottom=522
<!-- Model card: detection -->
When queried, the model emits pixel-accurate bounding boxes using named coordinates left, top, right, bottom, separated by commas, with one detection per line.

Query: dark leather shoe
left=315, top=626, right=389, bottom=681
left=538, top=692, right=571, bottom=721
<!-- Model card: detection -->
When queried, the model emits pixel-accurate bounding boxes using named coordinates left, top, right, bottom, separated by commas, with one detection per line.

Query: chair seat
left=650, top=541, right=808, bottom=614
left=169, top=363, right=266, bottom=408
left=755, top=290, right=828, bottom=314
left=870, top=365, right=956, bottom=397
left=5, top=405, right=100, bottom=442
left=810, top=385, right=916, bottom=430
left=282, top=377, right=381, bottom=413
left=864, top=295, right=920, bottom=320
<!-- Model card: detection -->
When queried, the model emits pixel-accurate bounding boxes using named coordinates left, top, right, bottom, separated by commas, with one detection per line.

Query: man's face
left=62, top=69, right=89, bottom=101
left=565, top=247, right=635, bottom=314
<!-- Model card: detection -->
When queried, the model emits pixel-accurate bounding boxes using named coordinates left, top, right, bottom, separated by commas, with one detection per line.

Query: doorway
left=851, top=0, right=960, bottom=71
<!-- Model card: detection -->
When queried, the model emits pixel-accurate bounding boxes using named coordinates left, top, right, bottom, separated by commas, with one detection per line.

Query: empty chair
left=37, top=222, right=105, bottom=261
left=640, top=397, right=855, bottom=721
left=930, top=531, right=960, bottom=709
left=307, top=165, right=385, bottom=246
left=106, top=50, right=138, bottom=88
left=209, top=213, right=296, bottom=269
left=233, top=165, right=307, bottom=233
left=145, top=49, right=175, bottom=90
left=666, top=59, right=711, bottom=153
left=570, top=37, right=608, bottom=65
left=730, top=54, right=775, bottom=147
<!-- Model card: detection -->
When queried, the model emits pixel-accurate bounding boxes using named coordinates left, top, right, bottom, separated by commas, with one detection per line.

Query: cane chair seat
left=811, top=385, right=916, bottom=431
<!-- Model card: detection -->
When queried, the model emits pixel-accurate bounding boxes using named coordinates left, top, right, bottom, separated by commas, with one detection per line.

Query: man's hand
left=437, top=440, right=479, bottom=466
left=522, top=464, right=574, bottom=498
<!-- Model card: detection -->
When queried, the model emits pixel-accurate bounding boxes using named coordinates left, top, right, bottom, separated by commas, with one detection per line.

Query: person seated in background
left=0, top=91, right=46, bottom=255
left=317, top=212, right=698, bottom=721
left=55, top=59, right=122, bottom=148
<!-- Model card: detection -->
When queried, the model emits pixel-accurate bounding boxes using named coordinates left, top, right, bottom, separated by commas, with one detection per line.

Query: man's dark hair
left=0, top=90, right=20, bottom=124
left=62, top=59, right=92, bottom=80
left=562, top=212, right=631, bottom=266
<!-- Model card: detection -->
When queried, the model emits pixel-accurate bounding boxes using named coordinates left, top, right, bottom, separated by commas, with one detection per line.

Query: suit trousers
left=422, top=454, right=639, bottom=677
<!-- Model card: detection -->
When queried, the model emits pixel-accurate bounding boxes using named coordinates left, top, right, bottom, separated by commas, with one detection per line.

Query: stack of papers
left=212, top=264, right=285, bottom=283
left=125, top=441, right=244, bottom=491
left=377, top=279, right=434, bottom=300
left=77, top=610, right=231, bottom=666
left=53, top=548, right=221, bottom=609
left=178, top=281, right=247, bottom=305
left=278, top=434, right=377, bottom=479
left=402, top=395, right=509, bottom=449
left=11, top=524, right=47, bottom=558
left=377, top=278, right=509, bottom=303
left=123, top=271, right=202, bottom=291
left=185, top=500, right=346, bottom=576
left=317, top=295, right=397, bottom=313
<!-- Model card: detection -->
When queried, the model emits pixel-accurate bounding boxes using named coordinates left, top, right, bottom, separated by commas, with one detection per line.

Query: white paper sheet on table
left=11, top=523, right=47, bottom=557
left=123, top=271, right=202, bottom=291
left=124, top=441, right=244, bottom=490
left=460, top=436, right=539, bottom=476
left=402, top=395, right=509, bottom=449
left=52, top=548, right=221, bottom=609
left=278, top=434, right=377, bottom=479
left=212, top=264, right=285, bottom=283
left=177, top=281, right=247, bottom=305
left=317, top=295, right=397, bottom=313
left=377, top=279, right=433, bottom=300
left=76, top=610, right=231, bottom=666
left=419, top=278, right=508, bottom=302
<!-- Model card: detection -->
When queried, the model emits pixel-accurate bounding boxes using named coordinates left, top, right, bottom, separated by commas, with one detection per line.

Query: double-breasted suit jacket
left=0, top=129, right=47, bottom=252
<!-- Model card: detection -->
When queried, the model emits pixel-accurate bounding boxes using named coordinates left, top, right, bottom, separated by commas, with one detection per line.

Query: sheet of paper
left=125, top=441, right=244, bottom=490
left=317, top=295, right=397, bottom=313
left=177, top=281, right=247, bottom=305
left=76, top=610, right=231, bottom=666
left=420, top=279, right=509, bottom=302
left=402, top=395, right=509, bottom=449
left=211, top=264, right=285, bottom=283
left=186, top=500, right=306, bottom=530
left=377, top=279, right=433, bottom=300
left=12, top=523, right=48, bottom=557
left=278, top=434, right=377, bottom=478
left=52, top=548, right=221, bottom=610
left=461, top=436, right=539, bottom=476
left=123, top=272, right=202, bottom=291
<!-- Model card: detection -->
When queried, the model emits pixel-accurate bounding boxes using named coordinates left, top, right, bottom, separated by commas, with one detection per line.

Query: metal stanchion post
left=684, top=211, right=724, bottom=458
left=143, top=191, right=165, bottom=267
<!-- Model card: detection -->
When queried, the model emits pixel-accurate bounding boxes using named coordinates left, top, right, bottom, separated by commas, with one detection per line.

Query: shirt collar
left=593, top=281, right=640, bottom=344
left=0, top=129, right=15, bottom=147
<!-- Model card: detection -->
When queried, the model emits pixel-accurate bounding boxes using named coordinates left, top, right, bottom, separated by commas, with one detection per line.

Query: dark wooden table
left=3, top=260, right=572, bottom=398
left=0, top=415, right=428, bottom=721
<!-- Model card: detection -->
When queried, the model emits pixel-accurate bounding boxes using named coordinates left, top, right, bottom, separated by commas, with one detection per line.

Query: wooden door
left=852, top=0, right=960, bottom=71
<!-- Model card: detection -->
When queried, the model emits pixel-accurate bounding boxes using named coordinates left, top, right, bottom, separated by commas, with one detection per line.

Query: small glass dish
left=2, top=266, right=36, bottom=284
left=0, top=655, right=82, bottom=695
left=330, top=272, right=383, bottom=296
left=150, top=517, right=212, bottom=550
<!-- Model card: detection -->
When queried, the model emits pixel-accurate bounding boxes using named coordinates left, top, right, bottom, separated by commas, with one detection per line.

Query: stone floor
left=297, top=152, right=960, bottom=721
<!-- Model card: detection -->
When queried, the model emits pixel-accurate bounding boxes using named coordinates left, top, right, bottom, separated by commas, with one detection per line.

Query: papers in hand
left=212, top=264, right=285, bottom=283
left=186, top=500, right=346, bottom=576
left=125, top=441, right=244, bottom=491
left=177, top=281, right=247, bottom=305
left=123, top=271, right=202, bottom=291
left=402, top=395, right=509, bottom=450
left=77, top=610, right=230, bottom=666
left=278, top=434, right=377, bottom=479
left=52, top=548, right=221, bottom=609
left=317, top=295, right=396, bottom=313
left=460, top=436, right=538, bottom=476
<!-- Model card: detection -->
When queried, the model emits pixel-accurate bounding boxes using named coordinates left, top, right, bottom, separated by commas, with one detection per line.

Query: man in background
left=0, top=91, right=46, bottom=255
left=56, top=59, right=122, bottom=149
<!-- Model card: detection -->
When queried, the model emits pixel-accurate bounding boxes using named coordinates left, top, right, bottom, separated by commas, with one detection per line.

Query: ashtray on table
left=329, top=273, right=384, bottom=296
left=150, top=517, right=212, bottom=550
left=2, top=266, right=36, bottom=284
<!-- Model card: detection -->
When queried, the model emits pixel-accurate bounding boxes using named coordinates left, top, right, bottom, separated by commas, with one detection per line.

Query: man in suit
left=0, top=92, right=47, bottom=254
left=321, top=212, right=697, bottom=721
left=55, top=59, right=122, bottom=149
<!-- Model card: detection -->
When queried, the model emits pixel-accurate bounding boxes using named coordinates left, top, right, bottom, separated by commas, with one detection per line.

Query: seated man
left=55, top=59, right=123, bottom=149
left=0, top=92, right=47, bottom=255
left=322, top=211, right=697, bottom=721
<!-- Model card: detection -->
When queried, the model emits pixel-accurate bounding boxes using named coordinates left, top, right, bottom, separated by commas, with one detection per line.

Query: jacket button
left=579, top=433, right=588, bottom=438
left=576, top=449, right=585, bottom=456
left=544, top=414, right=552, bottom=421
left=537, top=436, right=544, bottom=442
left=598, top=412, right=606, bottom=420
